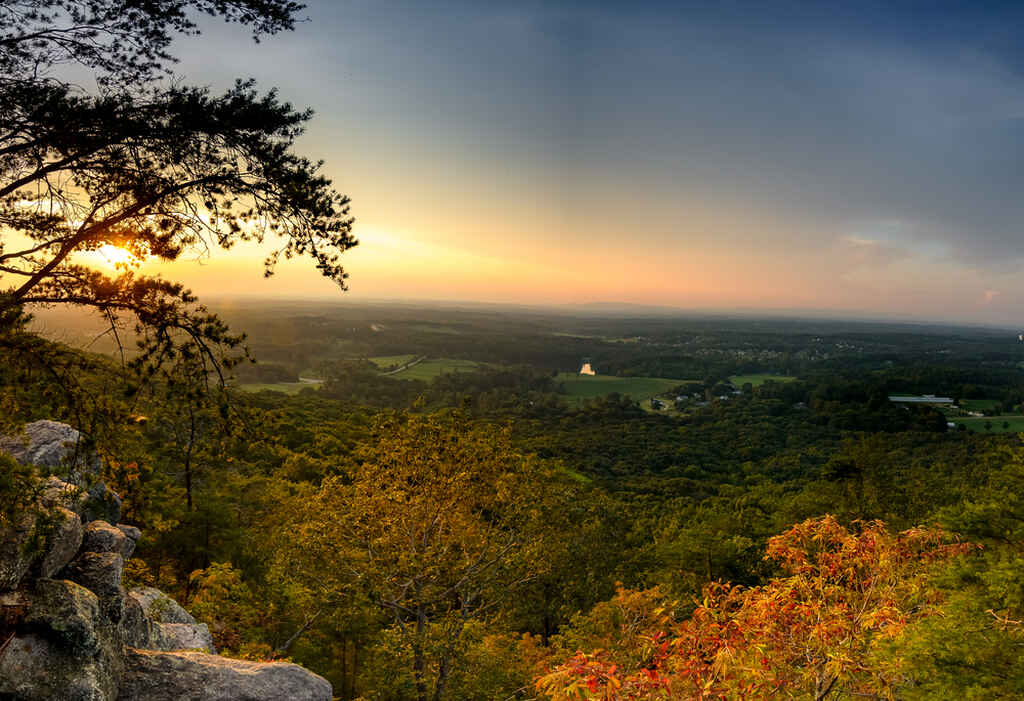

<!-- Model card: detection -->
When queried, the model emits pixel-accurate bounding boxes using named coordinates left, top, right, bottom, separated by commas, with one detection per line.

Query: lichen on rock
left=0, top=421, right=334, bottom=701
left=118, top=649, right=333, bottom=701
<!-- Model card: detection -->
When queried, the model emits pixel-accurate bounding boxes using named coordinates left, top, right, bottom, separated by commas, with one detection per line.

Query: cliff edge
left=0, top=421, right=331, bottom=701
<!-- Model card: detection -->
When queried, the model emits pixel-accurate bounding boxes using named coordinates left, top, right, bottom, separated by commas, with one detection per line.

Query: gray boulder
left=82, top=520, right=132, bottom=559
left=118, top=592, right=154, bottom=649
left=23, top=579, right=103, bottom=653
left=116, top=524, right=141, bottom=555
left=41, top=475, right=87, bottom=516
left=154, top=622, right=216, bottom=653
left=1, top=421, right=121, bottom=524
left=0, top=632, right=119, bottom=701
left=117, top=594, right=215, bottom=653
left=0, top=580, right=121, bottom=701
left=0, top=420, right=101, bottom=478
left=118, top=649, right=332, bottom=701
left=63, top=552, right=125, bottom=622
left=128, top=586, right=196, bottom=624
left=37, top=507, right=85, bottom=578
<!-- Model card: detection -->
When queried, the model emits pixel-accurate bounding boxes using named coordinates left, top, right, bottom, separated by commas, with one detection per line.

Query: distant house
left=579, top=358, right=596, bottom=376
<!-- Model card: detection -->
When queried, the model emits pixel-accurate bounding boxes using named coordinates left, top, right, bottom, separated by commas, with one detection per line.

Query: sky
left=114, top=0, right=1024, bottom=323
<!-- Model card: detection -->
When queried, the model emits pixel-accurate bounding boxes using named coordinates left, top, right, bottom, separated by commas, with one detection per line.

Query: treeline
left=5, top=322, right=1024, bottom=699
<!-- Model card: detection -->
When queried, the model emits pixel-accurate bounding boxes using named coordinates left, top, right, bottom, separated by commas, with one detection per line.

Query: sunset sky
left=123, top=0, right=1024, bottom=323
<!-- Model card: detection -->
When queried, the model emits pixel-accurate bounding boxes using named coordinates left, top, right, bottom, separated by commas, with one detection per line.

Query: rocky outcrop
left=128, top=586, right=197, bottom=624
left=118, top=649, right=332, bottom=701
left=0, top=632, right=121, bottom=701
left=152, top=622, right=216, bottom=653
left=63, top=551, right=126, bottom=622
left=37, top=507, right=84, bottom=578
left=0, top=421, right=332, bottom=701
left=2, top=421, right=120, bottom=523
left=0, top=420, right=95, bottom=472
left=82, top=521, right=134, bottom=560
left=21, top=579, right=103, bottom=652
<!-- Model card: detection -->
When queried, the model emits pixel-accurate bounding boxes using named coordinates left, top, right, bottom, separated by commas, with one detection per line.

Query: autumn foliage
left=537, top=516, right=973, bottom=700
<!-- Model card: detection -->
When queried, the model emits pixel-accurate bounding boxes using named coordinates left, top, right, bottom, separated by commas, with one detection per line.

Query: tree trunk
left=413, top=607, right=428, bottom=701
left=815, top=668, right=837, bottom=701
left=339, top=637, right=347, bottom=700
left=276, top=608, right=323, bottom=656
left=432, top=656, right=450, bottom=701
left=352, top=637, right=359, bottom=700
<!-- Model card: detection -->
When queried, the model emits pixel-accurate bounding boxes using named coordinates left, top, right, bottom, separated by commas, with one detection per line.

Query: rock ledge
left=0, top=421, right=332, bottom=701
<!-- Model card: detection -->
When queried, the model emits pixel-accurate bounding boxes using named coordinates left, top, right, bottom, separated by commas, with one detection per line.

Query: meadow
left=729, top=373, right=797, bottom=387
left=959, top=398, right=1000, bottom=412
left=369, top=354, right=419, bottom=370
left=383, top=358, right=481, bottom=381
left=239, top=381, right=321, bottom=395
left=557, top=372, right=681, bottom=404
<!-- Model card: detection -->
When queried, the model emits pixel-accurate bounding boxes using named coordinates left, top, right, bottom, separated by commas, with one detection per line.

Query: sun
left=97, top=243, right=137, bottom=267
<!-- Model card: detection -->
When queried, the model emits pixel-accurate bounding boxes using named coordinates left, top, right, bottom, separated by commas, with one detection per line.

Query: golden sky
left=67, top=1, right=1024, bottom=324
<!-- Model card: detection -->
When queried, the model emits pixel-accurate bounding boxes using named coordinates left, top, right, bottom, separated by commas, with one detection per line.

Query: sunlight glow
left=97, top=244, right=138, bottom=267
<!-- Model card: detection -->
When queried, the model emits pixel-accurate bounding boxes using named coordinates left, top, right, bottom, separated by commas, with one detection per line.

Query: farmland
left=383, top=358, right=481, bottom=381
left=959, top=398, right=1000, bottom=413
left=239, top=381, right=322, bottom=395
left=557, top=373, right=681, bottom=404
left=369, top=355, right=418, bottom=370
left=729, top=373, right=797, bottom=387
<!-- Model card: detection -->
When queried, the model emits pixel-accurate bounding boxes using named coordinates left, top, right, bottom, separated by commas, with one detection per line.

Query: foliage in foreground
left=538, top=517, right=973, bottom=700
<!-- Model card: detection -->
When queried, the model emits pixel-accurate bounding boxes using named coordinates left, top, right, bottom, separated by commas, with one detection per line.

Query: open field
left=369, top=354, right=418, bottom=370
left=959, top=399, right=1000, bottom=412
left=557, top=373, right=681, bottom=404
left=954, top=415, right=1024, bottom=433
left=238, top=381, right=321, bottom=395
left=387, top=358, right=481, bottom=380
left=729, top=374, right=797, bottom=387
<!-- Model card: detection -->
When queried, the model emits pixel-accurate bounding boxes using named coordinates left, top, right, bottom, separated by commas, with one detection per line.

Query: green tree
left=891, top=444, right=1024, bottom=697
left=281, top=411, right=552, bottom=701
left=1, top=0, right=355, bottom=382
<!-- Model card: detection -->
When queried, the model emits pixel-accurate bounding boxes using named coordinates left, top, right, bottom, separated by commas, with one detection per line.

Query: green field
left=729, top=374, right=797, bottom=388
left=238, top=381, right=321, bottom=395
left=959, top=398, right=999, bottom=412
left=557, top=373, right=681, bottom=404
left=369, top=354, right=418, bottom=370
left=955, top=416, right=1024, bottom=433
left=387, top=358, right=480, bottom=381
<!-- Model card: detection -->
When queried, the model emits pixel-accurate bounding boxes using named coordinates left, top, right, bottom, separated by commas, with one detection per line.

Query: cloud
left=836, top=235, right=910, bottom=269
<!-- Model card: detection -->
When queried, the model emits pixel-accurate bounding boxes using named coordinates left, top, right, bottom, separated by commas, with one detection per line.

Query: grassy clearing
left=955, top=416, right=1024, bottom=433
left=389, top=358, right=480, bottom=381
left=959, top=399, right=1000, bottom=412
left=557, top=373, right=681, bottom=405
left=369, top=354, right=418, bottom=370
left=409, top=324, right=462, bottom=335
left=729, top=374, right=797, bottom=388
left=238, top=382, right=321, bottom=395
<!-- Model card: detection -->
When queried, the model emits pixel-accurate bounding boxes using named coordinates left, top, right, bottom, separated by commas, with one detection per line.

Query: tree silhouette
left=0, top=1, right=355, bottom=383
